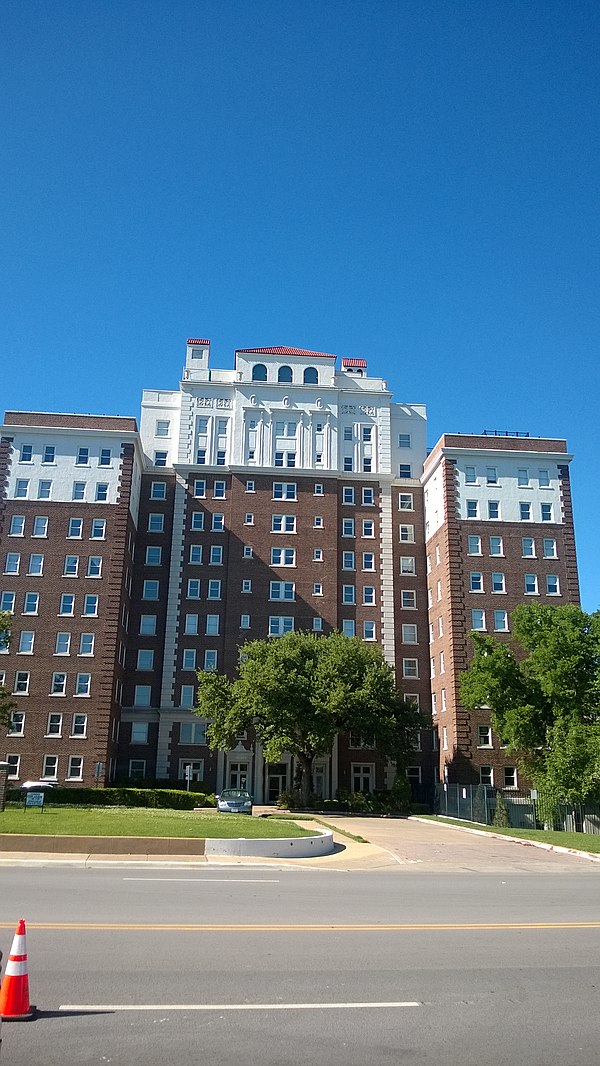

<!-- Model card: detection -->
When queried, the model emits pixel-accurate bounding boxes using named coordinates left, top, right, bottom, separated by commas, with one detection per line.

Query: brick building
left=0, top=340, right=580, bottom=800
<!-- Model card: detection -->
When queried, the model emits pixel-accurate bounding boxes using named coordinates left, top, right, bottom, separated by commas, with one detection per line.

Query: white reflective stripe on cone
left=10, top=936, right=26, bottom=955
left=4, top=960, right=29, bottom=977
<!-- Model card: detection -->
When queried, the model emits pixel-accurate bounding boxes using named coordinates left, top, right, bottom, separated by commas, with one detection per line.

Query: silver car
left=216, top=788, right=253, bottom=814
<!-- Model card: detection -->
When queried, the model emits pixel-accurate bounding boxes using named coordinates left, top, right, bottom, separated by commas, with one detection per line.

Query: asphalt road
left=0, top=821, right=599, bottom=1065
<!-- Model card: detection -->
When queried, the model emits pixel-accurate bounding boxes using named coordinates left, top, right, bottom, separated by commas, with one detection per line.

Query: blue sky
left=1, top=1, right=599, bottom=610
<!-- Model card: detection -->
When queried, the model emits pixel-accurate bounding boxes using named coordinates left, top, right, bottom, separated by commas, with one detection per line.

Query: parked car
left=216, top=788, right=253, bottom=814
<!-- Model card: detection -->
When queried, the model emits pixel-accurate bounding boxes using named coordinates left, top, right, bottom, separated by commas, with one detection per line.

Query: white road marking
left=122, top=877, right=280, bottom=883
left=60, top=1001, right=421, bottom=1012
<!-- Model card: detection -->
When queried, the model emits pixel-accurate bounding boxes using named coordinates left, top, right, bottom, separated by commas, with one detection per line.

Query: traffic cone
left=0, top=919, right=35, bottom=1020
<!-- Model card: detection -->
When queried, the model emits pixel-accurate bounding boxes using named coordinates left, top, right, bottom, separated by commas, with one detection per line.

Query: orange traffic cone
left=0, top=919, right=35, bottom=1020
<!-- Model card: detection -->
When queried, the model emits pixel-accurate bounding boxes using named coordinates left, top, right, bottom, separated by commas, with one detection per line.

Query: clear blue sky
left=1, top=1, right=598, bottom=610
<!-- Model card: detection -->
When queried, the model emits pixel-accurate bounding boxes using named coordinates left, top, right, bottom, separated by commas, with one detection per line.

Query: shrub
left=5, top=786, right=215, bottom=810
left=492, top=793, right=511, bottom=828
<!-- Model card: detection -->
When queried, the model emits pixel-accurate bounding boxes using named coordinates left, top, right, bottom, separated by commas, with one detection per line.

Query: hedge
left=5, top=787, right=216, bottom=810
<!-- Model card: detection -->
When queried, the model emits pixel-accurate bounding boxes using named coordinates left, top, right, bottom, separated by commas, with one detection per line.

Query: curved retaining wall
left=205, top=830, right=334, bottom=858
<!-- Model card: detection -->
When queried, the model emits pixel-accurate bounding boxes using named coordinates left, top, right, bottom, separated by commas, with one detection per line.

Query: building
left=0, top=340, right=580, bottom=799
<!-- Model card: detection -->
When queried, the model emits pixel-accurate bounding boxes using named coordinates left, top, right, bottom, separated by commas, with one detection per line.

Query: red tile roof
left=236, top=346, right=337, bottom=360
left=341, top=358, right=367, bottom=367
left=187, top=338, right=211, bottom=345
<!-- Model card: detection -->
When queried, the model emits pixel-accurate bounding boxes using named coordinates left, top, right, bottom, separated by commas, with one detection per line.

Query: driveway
left=320, top=815, right=599, bottom=872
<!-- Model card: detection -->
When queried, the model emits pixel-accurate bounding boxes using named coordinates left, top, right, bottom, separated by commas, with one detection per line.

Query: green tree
left=196, top=630, right=423, bottom=806
left=460, top=604, right=600, bottom=802
left=0, top=611, right=15, bottom=729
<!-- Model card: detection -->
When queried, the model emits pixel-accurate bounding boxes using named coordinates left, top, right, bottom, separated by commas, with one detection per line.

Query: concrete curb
left=205, top=830, right=334, bottom=858
left=410, top=816, right=600, bottom=863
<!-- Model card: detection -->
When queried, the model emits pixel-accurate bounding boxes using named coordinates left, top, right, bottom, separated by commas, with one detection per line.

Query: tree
left=460, top=603, right=600, bottom=801
left=0, top=611, right=15, bottom=729
left=196, top=630, right=423, bottom=806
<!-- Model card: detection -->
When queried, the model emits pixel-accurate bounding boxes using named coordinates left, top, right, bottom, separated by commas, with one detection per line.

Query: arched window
left=252, top=364, right=267, bottom=382
left=278, top=365, right=293, bottom=384
left=303, top=367, right=318, bottom=385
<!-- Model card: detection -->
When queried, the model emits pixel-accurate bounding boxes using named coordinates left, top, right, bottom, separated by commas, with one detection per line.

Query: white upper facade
left=140, top=340, right=427, bottom=480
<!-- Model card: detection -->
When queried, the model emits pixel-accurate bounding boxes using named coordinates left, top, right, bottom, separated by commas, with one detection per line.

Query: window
left=479, top=766, right=493, bottom=786
left=134, top=685, right=152, bottom=708
left=313, top=515, right=323, bottom=528
left=400, top=556, right=415, bottom=575
left=402, top=624, right=417, bottom=644
left=313, top=548, right=323, bottom=562
left=402, top=659, right=418, bottom=679
left=18, top=631, right=35, bottom=654
left=210, top=546, right=223, bottom=565
left=469, top=572, right=483, bottom=592
left=538, top=468, right=550, bottom=487
left=42, top=755, right=59, bottom=780
left=312, top=617, right=323, bottom=632
left=504, top=766, right=517, bottom=789
left=399, top=463, right=412, bottom=479
left=343, top=457, right=353, bottom=473
left=342, top=487, right=355, bottom=505
left=546, top=574, right=560, bottom=595
left=398, top=492, right=412, bottom=510
left=399, top=524, right=414, bottom=542
left=362, top=426, right=372, bottom=443
left=541, top=503, right=553, bottom=522
left=489, top=536, right=503, bottom=556
left=95, top=483, right=109, bottom=502
left=148, top=513, right=165, bottom=533
left=23, top=592, right=39, bottom=614
left=362, top=552, right=375, bottom=571
left=271, top=547, right=295, bottom=566
left=13, top=671, right=30, bottom=694
left=478, top=725, right=492, bottom=748
left=196, top=449, right=206, bottom=465
left=204, top=643, right=218, bottom=669
left=9, top=515, right=25, bottom=536
left=522, top=537, right=535, bottom=558
left=37, top=479, right=52, bottom=500
left=212, top=514, right=225, bottom=532
left=143, top=580, right=159, bottom=601
left=63, top=554, right=79, bottom=577
left=241, top=579, right=252, bottom=593
left=313, top=482, right=324, bottom=496
left=270, top=581, right=295, bottom=600
left=240, top=614, right=251, bottom=629
left=304, top=366, right=318, bottom=384
left=205, top=614, right=220, bottom=637
left=180, top=686, right=196, bottom=708
left=402, top=590, right=416, bottom=608
left=184, top=614, right=198, bottom=635
left=269, top=616, right=294, bottom=636
left=494, top=609, right=509, bottom=631
left=79, top=633, right=94, bottom=655
left=8, top=711, right=25, bottom=736
left=471, top=609, right=486, bottom=631
left=363, top=586, right=375, bottom=605
left=15, top=479, right=30, bottom=498
left=466, top=500, right=478, bottom=519
left=187, top=579, right=201, bottom=599
left=398, top=433, right=411, bottom=449
left=72, top=481, right=87, bottom=502
left=491, top=572, right=505, bottom=593
left=139, top=614, right=157, bottom=635
left=137, top=649, right=154, bottom=670
left=5, top=753, right=20, bottom=779
left=76, top=447, right=89, bottom=466
left=362, top=458, right=372, bottom=473
left=33, top=516, right=48, bottom=537
left=342, top=585, right=355, bottom=604
left=465, top=466, right=477, bottom=484
left=55, top=632, right=71, bottom=655
left=90, top=518, right=106, bottom=539
left=4, top=552, right=20, bottom=575
left=245, top=480, right=255, bottom=493
left=129, top=759, right=147, bottom=779
left=518, top=468, right=529, bottom=487
left=75, top=673, right=91, bottom=696
left=272, top=515, right=296, bottom=533
left=154, top=451, right=168, bottom=467
left=520, top=502, right=531, bottom=521
left=342, top=619, right=355, bottom=637
left=20, top=444, right=33, bottom=462
left=342, top=551, right=355, bottom=570
left=154, top=419, right=170, bottom=438
left=213, top=480, right=226, bottom=499
left=207, top=580, right=221, bottom=600
left=99, top=448, right=112, bottom=467
left=467, top=535, right=481, bottom=555
left=146, top=546, right=163, bottom=565
left=342, top=518, right=355, bottom=537
left=190, top=512, right=204, bottom=531
left=149, top=482, right=167, bottom=501
left=524, top=573, right=538, bottom=595
left=51, top=672, right=67, bottom=696
left=71, top=713, right=87, bottom=737
left=243, top=546, right=253, bottom=559
left=273, top=482, right=297, bottom=500
left=182, top=649, right=197, bottom=670
left=59, top=594, right=75, bottom=616
left=26, top=554, right=43, bottom=578
left=488, top=500, right=499, bottom=520
left=486, top=466, right=498, bottom=485
left=83, top=595, right=98, bottom=616
left=243, top=514, right=254, bottom=527
left=543, top=538, right=557, bottom=559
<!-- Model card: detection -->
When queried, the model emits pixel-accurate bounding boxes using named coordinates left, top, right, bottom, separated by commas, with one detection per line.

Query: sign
left=25, top=791, right=45, bottom=809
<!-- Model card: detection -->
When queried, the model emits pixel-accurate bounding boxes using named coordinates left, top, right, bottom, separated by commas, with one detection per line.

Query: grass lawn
left=0, top=806, right=312, bottom=839
left=420, top=815, right=600, bottom=854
